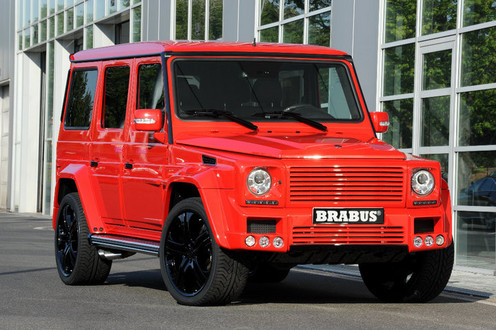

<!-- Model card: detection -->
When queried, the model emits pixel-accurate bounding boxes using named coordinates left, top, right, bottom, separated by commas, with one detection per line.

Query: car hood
left=176, top=134, right=406, bottom=160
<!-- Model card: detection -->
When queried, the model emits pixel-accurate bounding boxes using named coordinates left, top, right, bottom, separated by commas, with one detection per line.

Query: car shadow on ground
left=104, top=267, right=474, bottom=305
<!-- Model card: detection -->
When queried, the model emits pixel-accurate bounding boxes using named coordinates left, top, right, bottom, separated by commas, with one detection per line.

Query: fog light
left=259, top=236, right=270, bottom=248
left=245, top=235, right=256, bottom=247
left=425, top=235, right=434, bottom=247
left=414, top=236, right=423, bottom=248
left=273, top=237, right=284, bottom=248
left=436, top=235, right=445, bottom=246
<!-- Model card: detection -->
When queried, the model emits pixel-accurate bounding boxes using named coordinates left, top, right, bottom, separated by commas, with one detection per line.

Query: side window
left=103, top=66, right=130, bottom=129
left=64, top=68, right=98, bottom=129
left=137, top=63, right=164, bottom=110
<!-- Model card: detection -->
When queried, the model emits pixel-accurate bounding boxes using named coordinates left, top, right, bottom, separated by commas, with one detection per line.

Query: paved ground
left=1, top=211, right=496, bottom=329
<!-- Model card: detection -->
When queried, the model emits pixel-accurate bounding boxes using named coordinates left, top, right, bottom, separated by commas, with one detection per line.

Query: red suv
left=53, top=41, right=453, bottom=305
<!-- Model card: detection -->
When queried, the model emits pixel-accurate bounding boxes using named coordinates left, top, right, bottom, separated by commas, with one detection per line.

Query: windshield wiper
left=184, top=109, right=258, bottom=131
left=255, top=110, right=327, bottom=132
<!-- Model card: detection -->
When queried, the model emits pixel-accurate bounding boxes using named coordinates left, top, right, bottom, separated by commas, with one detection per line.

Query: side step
left=89, top=234, right=160, bottom=256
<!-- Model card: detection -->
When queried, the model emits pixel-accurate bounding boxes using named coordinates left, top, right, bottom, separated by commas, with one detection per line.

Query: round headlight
left=411, top=170, right=435, bottom=196
left=247, top=168, right=272, bottom=196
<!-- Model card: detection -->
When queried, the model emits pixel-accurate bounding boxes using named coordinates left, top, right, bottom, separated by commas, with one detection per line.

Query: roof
left=70, top=41, right=350, bottom=62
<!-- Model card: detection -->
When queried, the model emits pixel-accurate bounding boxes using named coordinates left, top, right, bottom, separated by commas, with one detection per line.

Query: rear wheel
left=55, top=192, right=112, bottom=285
left=359, top=243, right=454, bottom=302
left=160, top=198, right=248, bottom=306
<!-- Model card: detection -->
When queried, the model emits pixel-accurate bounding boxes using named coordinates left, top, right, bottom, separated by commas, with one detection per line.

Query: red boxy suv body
left=53, top=41, right=453, bottom=305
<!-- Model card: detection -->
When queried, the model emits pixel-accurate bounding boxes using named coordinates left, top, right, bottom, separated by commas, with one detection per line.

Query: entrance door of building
left=415, top=39, right=456, bottom=187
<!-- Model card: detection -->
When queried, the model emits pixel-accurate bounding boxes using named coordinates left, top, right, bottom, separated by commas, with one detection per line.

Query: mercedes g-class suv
left=53, top=41, right=453, bottom=306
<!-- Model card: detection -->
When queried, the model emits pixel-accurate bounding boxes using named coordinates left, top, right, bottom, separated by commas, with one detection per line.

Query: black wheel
left=55, top=192, right=112, bottom=285
left=359, top=243, right=454, bottom=302
left=160, top=197, right=248, bottom=306
left=249, top=263, right=292, bottom=283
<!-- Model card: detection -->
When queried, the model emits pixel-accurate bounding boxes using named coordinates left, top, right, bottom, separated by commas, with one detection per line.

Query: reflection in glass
left=24, top=28, right=31, bottom=48
left=41, top=20, right=47, bottom=42
left=66, top=8, right=74, bottom=32
left=133, top=6, right=141, bottom=42
left=33, top=0, right=39, bottom=23
left=456, top=211, right=495, bottom=271
left=33, top=25, right=39, bottom=46
left=382, top=98, right=413, bottom=149
left=25, top=0, right=31, bottom=26
left=18, top=33, right=23, bottom=51
left=138, top=64, right=164, bottom=110
left=41, top=0, right=48, bottom=18
left=385, top=0, right=416, bottom=42
left=176, top=0, right=188, bottom=40
left=423, top=50, right=451, bottom=90
left=260, top=26, right=278, bottom=42
left=310, top=0, right=332, bottom=12
left=422, top=0, right=457, bottom=35
left=308, top=12, right=330, bottom=46
left=103, top=66, right=130, bottom=129
left=65, top=69, right=98, bottom=129
left=76, top=3, right=84, bottom=28
left=464, top=0, right=496, bottom=26
left=44, top=141, right=52, bottom=214
left=422, top=96, right=450, bottom=147
left=383, top=44, right=415, bottom=96
left=86, top=0, right=94, bottom=23
left=284, top=0, right=304, bottom=19
left=420, top=154, right=449, bottom=181
left=49, top=0, right=55, bottom=15
left=57, top=0, right=64, bottom=11
left=261, top=0, right=279, bottom=25
left=209, top=0, right=223, bottom=40
left=461, top=27, right=496, bottom=87
left=459, top=89, right=496, bottom=146
left=109, top=0, right=118, bottom=14
left=95, top=0, right=105, bottom=20
left=49, top=17, right=55, bottom=39
left=458, top=151, right=496, bottom=207
left=85, top=25, right=94, bottom=49
left=283, top=19, right=303, bottom=44
left=192, top=0, right=205, bottom=40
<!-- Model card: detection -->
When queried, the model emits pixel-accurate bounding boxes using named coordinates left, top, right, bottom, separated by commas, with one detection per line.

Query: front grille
left=289, top=166, right=405, bottom=203
left=292, top=225, right=404, bottom=245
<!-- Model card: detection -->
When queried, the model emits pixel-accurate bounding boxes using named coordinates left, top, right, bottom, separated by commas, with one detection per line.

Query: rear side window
left=102, top=66, right=130, bottom=129
left=64, top=68, right=98, bottom=129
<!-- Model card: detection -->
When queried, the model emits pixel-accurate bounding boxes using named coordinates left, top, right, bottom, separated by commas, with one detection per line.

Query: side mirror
left=134, top=109, right=163, bottom=132
left=370, top=111, right=389, bottom=134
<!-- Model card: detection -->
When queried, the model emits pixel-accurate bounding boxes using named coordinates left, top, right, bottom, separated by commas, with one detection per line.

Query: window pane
left=284, top=0, right=304, bottom=19
left=56, top=12, right=64, bottom=35
left=57, top=0, right=64, bottom=11
left=120, top=0, right=130, bottom=9
left=283, top=19, right=303, bottom=44
left=464, top=0, right=496, bottom=27
left=382, top=98, right=413, bottom=149
left=209, top=0, right=223, bottom=40
left=383, top=44, right=415, bottom=96
left=192, top=0, right=205, bottom=40
left=25, top=0, right=31, bottom=25
left=49, top=16, right=55, bottom=38
left=85, top=25, right=93, bottom=49
left=421, top=96, right=450, bottom=147
left=43, top=141, right=53, bottom=213
left=420, top=153, right=449, bottom=181
left=103, top=66, right=130, bottom=129
left=33, top=0, right=39, bottom=22
left=423, top=49, right=452, bottom=90
left=49, top=0, right=55, bottom=15
left=422, top=0, right=457, bottom=35
left=86, top=0, right=94, bottom=23
left=310, top=0, right=332, bottom=12
left=24, top=28, right=31, bottom=48
left=459, top=89, right=496, bottom=146
left=109, top=0, right=117, bottom=14
left=66, top=8, right=74, bottom=32
left=458, top=151, right=496, bottom=206
left=261, top=0, right=279, bottom=25
left=457, top=211, right=495, bottom=271
left=41, top=20, right=47, bottom=42
left=65, top=69, right=98, bottom=129
left=176, top=0, right=188, bottom=40
left=47, top=41, right=54, bottom=138
left=95, top=0, right=105, bottom=20
left=41, top=0, right=48, bottom=18
left=76, top=3, right=84, bottom=28
left=308, top=12, right=330, bottom=46
left=385, top=0, right=416, bottom=42
left=132, top=6, right=141, bottom=42
left=33, top=25, right=39, bottom=45
left=260, top=26, right=278, bottom=42
left=138, top=64, right=164, bottom=110
left=461, top=27, right=496, bottom=87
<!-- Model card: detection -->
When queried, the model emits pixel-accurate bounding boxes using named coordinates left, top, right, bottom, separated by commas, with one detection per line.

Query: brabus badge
left=312, top=208, right=385, bottom=224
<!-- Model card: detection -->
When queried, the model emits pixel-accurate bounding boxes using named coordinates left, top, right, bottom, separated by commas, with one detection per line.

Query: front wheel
left=359, top=243, right=454, bottom=302
left=160, top=198, right=248, bottom=306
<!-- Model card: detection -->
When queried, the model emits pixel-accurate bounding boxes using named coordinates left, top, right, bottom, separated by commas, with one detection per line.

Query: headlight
left=247, top=168, right=272, bottom=196
left=411, top=170, right=435, bottom=196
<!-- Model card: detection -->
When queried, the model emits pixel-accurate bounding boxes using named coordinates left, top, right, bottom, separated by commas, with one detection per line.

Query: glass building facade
left=0, top=0, right=494, bottom=273
left=381, top=0, right=496, bottom=272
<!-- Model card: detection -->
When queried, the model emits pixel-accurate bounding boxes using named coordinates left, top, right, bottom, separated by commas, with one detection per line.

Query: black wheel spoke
left=166, top=237, right=188, bottom=255
left=193, top=226, right=210, bottom=252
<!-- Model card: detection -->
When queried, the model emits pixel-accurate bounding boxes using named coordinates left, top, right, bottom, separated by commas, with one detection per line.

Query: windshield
left=173, top=60, right=362, bottom=123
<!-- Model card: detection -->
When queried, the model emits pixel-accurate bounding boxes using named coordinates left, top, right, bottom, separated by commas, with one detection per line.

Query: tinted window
left=64, top=68, right=98, bottom=129
left=137, top=63, right=164, bottom=109
left=103, top=66, right=130, bottom=129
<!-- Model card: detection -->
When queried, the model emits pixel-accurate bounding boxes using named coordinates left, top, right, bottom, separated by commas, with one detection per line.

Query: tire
left=359, top=243, right=454, bottom=302
left=249, top=263, right=292, bottom=283
left=160, top=197, right=248, bottom=306
left=55, top=192, right=112, bottom=285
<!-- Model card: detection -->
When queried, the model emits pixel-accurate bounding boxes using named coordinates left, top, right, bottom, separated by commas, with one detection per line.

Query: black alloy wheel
left=56, top=199, right=79, bottom=277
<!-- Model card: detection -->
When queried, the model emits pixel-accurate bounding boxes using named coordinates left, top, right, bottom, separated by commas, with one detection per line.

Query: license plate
left=312, top=208, right=384, bottom=224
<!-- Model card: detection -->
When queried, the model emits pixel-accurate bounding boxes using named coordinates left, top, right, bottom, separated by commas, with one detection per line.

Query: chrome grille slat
left=292, top=226, right=405, bottom=245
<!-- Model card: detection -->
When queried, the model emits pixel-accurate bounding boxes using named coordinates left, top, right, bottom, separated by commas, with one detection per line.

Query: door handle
left=125, top=162, right=133, bottom=169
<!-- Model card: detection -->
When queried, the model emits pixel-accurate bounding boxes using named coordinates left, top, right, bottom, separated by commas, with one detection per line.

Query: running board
left=89, top=234, right=160, bottom=256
